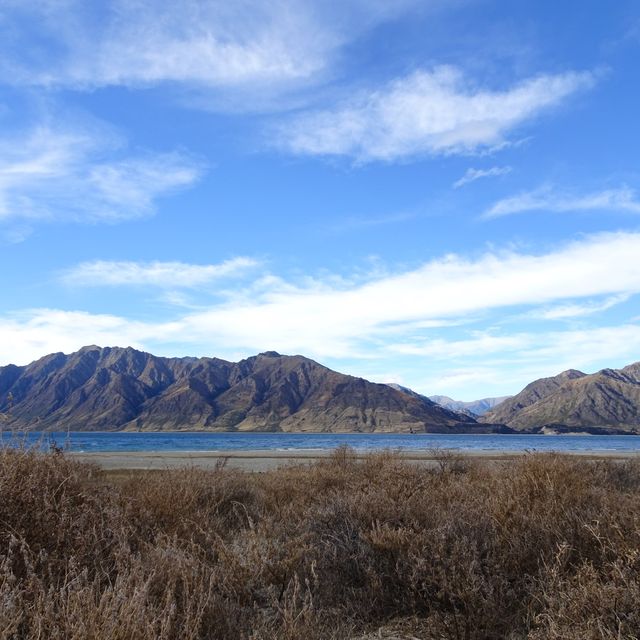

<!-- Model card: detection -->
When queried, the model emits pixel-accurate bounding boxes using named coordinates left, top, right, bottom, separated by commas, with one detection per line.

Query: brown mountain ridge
left=0, top=346, right=495, bottom=433
left=481, top=364, right=640, bottom=433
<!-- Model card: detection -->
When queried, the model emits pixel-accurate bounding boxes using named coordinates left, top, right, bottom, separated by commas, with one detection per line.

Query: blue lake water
left=2, top=431, right=640, bottom=454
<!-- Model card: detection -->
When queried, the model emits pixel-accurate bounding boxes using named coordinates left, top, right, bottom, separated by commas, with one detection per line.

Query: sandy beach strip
left=69, top=448, right=640, bottom=472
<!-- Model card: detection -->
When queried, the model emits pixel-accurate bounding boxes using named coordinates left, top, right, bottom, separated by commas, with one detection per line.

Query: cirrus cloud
left=483, top=185, right=640, bottom=219
left=278, top=67, right=595, bottom=162
left=453, top=165, right=512, bottom=188
left=0, top=120, right=204, bottom=228
left=61, top=257, right=260, bottom=288
left=0, top=0, right=423, bottom=105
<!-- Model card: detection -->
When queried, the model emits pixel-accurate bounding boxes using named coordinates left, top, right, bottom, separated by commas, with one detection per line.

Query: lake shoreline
left=70, top=448, right=640, bottom=472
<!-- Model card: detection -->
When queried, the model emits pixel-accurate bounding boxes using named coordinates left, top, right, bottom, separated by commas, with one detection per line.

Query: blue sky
left=1, top=0, right=640, bottom=400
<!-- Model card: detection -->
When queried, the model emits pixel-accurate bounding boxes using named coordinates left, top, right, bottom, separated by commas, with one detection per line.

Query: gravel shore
left=69, top=448, right=640, bottom=471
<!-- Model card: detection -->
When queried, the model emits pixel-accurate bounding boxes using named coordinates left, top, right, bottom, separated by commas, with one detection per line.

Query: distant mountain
left=481, top=365, right=640, bottom=432
left=429, top=394, right=511, bottom=417
left=386, top=383, right=426, bottom=400
left=0, top=346, right=494, bottom=433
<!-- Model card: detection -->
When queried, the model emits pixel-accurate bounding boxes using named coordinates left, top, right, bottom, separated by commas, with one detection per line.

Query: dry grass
left=1, top=444, right=639, bottom=639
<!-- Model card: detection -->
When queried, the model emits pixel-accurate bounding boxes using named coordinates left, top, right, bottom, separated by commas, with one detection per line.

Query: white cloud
left=484, top=185, right=640, bottom=219
left=0, top=122, right=204, bottom=225
left=195, top=230, right=640, bottom=358
left=396, top=323, right=640, bottom=398
left=387, top=334, right=529, bottom=359
left=515, top=325, right=640, bottom=367
left=387, top=321, right=640, bottom=368
left=534, top=294, right=630, bottom=320
left=453, top=165, right=512, bottom=188
left=416, top=366, right=510, bottom=398
left=62, top=257, right=259, bottom=288
left=3, top=230, right=640, bottom=366
left=0, top=1, right=320, bottom=88
left=0, top=310, right=157, bottom=366
left=0, top=1, right=420, bottom=101
left=279, top=67, right=594, bottom=161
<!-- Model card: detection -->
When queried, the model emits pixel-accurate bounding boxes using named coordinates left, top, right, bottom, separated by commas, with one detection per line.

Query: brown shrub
left=1, top=446, right=639, bottom=639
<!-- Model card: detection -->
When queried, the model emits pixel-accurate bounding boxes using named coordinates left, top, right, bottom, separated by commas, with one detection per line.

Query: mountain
left=386, top=383, right=427, bottom=400
left=0, top=346, right=492, bottom=433
left=429, top=394, right=511, bottom=417
left=386, top=385, right=509, bottom=418
left=481, top=365, right=640, bottom=432
left=480, top=369, right=586, bottom=426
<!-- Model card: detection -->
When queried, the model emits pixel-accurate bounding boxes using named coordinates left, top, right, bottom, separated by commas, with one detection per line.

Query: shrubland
left=1, top=445, right=639, bottom=639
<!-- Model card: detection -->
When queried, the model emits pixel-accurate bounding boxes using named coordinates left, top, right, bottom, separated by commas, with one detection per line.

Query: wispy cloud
left=62, top=258, right=259, bottom=288
left=453, top=166, right=512, bottom=188
left=393, top=321, right=640, bottom=397
left=386, top=321, right=640, bottom=367
left=0, top=120, right=204, bottom=227
left=1, top=1, right=323, bottom=88
left=278, top=67, right=594, bottom=162
left=0, top=309, right=160, bottom=366
left=387, top=333, right=530, bottom=359
left=0, top=1, right=421, bottom=106
left=483, top=185, right=640, bottom=219
left=533, top=294, right=630, bottom=320
left=3, top=230, right=640, bottom=366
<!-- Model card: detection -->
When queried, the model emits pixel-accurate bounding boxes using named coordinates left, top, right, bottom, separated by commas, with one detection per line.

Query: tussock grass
left=1, top=445, right=639, bottom=639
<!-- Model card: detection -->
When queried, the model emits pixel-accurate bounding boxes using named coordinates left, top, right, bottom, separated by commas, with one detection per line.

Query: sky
left=1, top=0, right=640, bottom=400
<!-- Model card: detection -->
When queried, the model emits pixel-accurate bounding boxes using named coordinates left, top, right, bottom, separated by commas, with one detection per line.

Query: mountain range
left=0, top=346, right=494, bottom=433
left=386, top=385, right=510, bottom=418
left=1, top=346, right=639, bottom=434
left=481, top=365, right=640, bottom=433
left=428, top=394, right=511, bottom=417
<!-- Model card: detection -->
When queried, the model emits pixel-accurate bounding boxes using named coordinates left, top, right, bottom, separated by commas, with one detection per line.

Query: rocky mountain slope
left=481, top=369, right=586, bottom=426
left=481, top=365, right=640, bottom=432
left=0, top=346, right=487, bottom=433
left=429, top=394, right=511, bottom=417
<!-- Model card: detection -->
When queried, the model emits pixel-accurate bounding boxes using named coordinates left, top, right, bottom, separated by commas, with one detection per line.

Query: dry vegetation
left=1, top=445, right=640, bottom=639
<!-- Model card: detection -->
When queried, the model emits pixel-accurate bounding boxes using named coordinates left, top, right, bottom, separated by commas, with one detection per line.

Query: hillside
left=0, top=346, right=486, bottom=433
left=481, top=365, right=640, bottom=432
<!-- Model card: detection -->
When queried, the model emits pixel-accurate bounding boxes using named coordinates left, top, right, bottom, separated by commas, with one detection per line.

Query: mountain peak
left=558, top=369, right=586, bottom=379
left=78, top=344, right=102, bottom=352
left=481, top=363, right=640, bottom=432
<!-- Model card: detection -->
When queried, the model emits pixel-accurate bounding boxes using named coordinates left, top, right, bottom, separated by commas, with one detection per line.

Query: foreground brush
left=1, top=445, right=639, bottom=639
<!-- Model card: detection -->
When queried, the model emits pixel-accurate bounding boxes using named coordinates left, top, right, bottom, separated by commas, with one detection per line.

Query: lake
left=3, top=431, right=640, bottom=454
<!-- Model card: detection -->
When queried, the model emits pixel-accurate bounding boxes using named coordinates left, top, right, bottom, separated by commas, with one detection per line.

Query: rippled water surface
left=4, top=431, right=640, bottom=453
